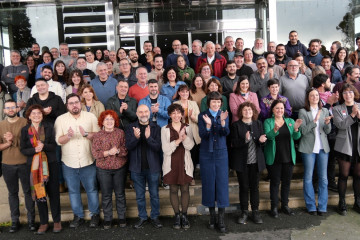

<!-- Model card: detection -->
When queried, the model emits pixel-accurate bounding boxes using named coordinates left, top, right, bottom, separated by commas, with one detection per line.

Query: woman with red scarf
left=20, top=104, right=60, bottom=234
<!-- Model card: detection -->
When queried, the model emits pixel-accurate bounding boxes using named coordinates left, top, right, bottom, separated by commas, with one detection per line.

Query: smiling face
left=116, top=81, right=129, bottom=97
left=170, top=109, right=183, bottom=123
left=201, top=65, right=211, bottom=79
left=342, top=88, right=355, bottom=104
left=242, top=106, right=253, bottom=120
left=15, top=79, right=27, bottom=91
left=268, top=83, right=279, bottom=96
left=308, top=89, right=319, bottom=106
left=136, top=68, right=148, bottom=85
left=177, top=56, right=186, bottom=69
left=27, top=57, right=35, bottom=68
left=103, top=114, right=115, bottom=131
left=272, top=102, right=285, bottom=118
left=81, top=87, right=94, bottom=101
left=194, top=77, right=204, bottom=88
left=338, top=49, right=346, bottom=61
left=244, top=50, right=253, bottom=62
left=42, top=53, right=52, bottom=64
left=167, top=69, right=177, bottom=82
left=148, top=83, right=159, bottom=96
left=4, top=101, right=18, bottom=118
left=239, top=79, right=249, bottom=93
left=29, top=108, right=43, bottom=124
left=71, top=73, right=81, bottom=86
left=59, top=44, right=69, bottom=56
left=209, top=99, right=222, bottom=112
left=85, top=52, right=95, bottom=63
left=136, top=105, right=150, bottom=124
left=178, top=88, right=189, bottom=100
left=10, top=52, right=21, bottom=65
left=55, top=63, right=65, bottom=75
left=208, top=82, right=219, bottom=92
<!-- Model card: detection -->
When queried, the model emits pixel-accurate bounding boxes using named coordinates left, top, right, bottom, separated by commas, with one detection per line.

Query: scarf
left=29, top=124, right=49, bottom=202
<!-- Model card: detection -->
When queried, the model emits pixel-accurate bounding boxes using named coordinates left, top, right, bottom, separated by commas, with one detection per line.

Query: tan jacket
left=81, top=100, right=105, bottom=119
left=174, top=100, right=201, bottom=144
left=161, top=125, right=195, bottom=177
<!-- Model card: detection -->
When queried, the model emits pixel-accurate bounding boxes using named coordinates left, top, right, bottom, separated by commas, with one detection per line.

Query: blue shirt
left=160, top=81, right=186, bottom=102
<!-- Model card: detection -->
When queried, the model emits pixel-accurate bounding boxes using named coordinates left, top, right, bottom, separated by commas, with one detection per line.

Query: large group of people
left=1, top=31, right=360, bottom=235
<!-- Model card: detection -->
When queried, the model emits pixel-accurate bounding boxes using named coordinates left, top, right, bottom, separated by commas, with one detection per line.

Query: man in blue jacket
left=139, top=79, right=171, bottom=128
left=125, top=104, right=163, bottom=229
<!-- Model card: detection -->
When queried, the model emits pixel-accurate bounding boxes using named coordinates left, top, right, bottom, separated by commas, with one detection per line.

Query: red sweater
left=128, top=84, right=149, bottom=102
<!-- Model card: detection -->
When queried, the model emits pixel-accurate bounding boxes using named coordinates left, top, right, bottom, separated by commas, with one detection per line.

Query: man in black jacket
left=125, top=104, right=162, bottom=229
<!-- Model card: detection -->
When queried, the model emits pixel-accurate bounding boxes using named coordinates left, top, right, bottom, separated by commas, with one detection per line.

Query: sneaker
left=70, top=215, right=84, bottom=228
left=161, top=181, right=169, bottom=190
left=173, top=214, right=181, bottom=230
left=119, top=218, right=126, bottom=228
left=181, top=213, right=190, bottom=229
left=9, top=221, right=20, bottom=233
left=28, top=221, right=36, bottom=231
left=150, top=218, right=163, bottom=228
left=103, top=221, right=111, bottom=230
left=89, top=214, right=100, bottom=228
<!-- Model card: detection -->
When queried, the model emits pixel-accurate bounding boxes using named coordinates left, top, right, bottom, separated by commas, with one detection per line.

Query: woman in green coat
left=264, top=99, right=302, bottom=218
left=177, top=55, right=195, bottom=87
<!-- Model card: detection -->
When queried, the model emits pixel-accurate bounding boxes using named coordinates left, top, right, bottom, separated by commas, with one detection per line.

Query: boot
left=180, top=212, right=190, bottom=229
left=217, top=208, right=226, bottom=233
left=338, top=198, right=347, bottom=216
left=208, top=207, right=216, bottom=229
left=252, top=210, right=263, bottom=224
left=237, top=210, right=248, bottom=224
left=353, top=197, right=360, bottom=214
left=173, top=213, right=181, bottom=230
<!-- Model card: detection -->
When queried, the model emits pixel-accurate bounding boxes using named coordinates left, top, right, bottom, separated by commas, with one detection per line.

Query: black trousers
left=2, top=163, right=35, bottom=223
left=97, top=166, right=127, bottom=221
left=267, top=162, right=294, bottom=208
left=37, top=161, right=61, bottom=224
left=236, top=163, right=259, bottom=211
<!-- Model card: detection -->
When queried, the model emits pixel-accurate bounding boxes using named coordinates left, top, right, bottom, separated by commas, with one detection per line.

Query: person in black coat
left=230, top=102, right=267, bottom=225
left=20, top=104, right=61, bottom=234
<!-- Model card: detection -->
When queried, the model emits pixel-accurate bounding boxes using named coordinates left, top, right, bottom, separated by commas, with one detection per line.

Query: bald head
left=136, top=104, right=150, bottom=124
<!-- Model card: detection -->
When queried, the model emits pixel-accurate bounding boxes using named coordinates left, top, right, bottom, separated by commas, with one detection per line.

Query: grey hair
left=193, top=39, right=202, bottom=47
left=204, top=41, right=215, bottom=48
left=254, top=38, right=264, bottom=45
left=96, top=62, right=107, bottom=71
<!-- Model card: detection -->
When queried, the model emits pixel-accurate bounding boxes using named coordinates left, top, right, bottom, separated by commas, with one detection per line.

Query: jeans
left=236, top=163, right=259, bottom=211
left=97, top=166, right=127, bottom=221
left=267, top=162, right=293, bottom=208
left=2, top=163, right=35, bottom=223
left=62, top=163, right=99, bottom=218
left=302, top=150, right=329, bottom=212
left=131, top=170, right=160, bottom=220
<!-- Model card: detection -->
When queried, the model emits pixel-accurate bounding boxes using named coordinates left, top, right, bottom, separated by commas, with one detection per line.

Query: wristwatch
left=83, top=132, right=88, bottom=137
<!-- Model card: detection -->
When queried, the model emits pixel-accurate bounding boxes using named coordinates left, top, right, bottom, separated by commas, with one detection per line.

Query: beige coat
left=174, top=100, right=201, bottom=145
left=161, top=125, right=195, bottom=178
left=81, top=100, right=105, bottom=119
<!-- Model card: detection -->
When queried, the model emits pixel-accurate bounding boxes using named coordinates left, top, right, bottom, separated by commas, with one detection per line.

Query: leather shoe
left=281, top=206, right=295, bottom=216
left=237, top=210, right=248, bottom=224
left=317, top=211, right=326, bottom=216
left=309, top=211, right=317, bottom=216
left=28, top=221, right=36, bottom=231
left=53, top=222, right=62, bottom=233
left=36, top=224, right=49, bottom=235
left=89, top=214, right=100, bottom=228
left=70, top=215, right=85, bottom=228
left=133, top=218, right=147, bottom=229
left=150, top=218, right=163, bottom=228
left=9, top=221, right=20, bottom=233
left=271, top=207, right=278, bottom=218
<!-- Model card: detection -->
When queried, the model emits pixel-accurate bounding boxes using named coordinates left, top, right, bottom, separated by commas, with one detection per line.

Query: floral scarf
left=29, top=124, right=49, bottom=202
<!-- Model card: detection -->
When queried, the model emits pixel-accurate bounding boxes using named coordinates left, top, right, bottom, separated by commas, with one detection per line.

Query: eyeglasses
left=120, top=63, right=129, bottom=67
left=202, top=68, right=211, bottom=71
left=343, top=91, right=354, bottom=95
left=104, top=118, right=115, bottom=121
left=5, top=106, right=17, bottom=110
left=68, top=101, right=80, bottom=106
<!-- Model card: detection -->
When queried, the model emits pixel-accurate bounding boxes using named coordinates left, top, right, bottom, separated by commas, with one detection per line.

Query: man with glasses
left=0, top=100, right=35, bottom=233
left=115, top=58, right=137, bottom=87
left=165, top=39, right=190, bottom=68
left=55, top=93, right=100, bottom=229
left=279, top=60, right=309, bottom=119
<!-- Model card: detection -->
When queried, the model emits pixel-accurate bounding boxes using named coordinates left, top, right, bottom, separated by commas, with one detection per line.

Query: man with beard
left=265, top=51, right=284, bottom=78
left=220, top=36, right=236, bottom=61
left=139, top=79, right=171, bottom=128
left=70, top=49, right=79, bottom=61
left=333, top=65, right=360, bottom=95
left=106, top=80, right=138, bottom=129
left=275, top=44, right=291, bottom=70
left=75, top=57, right=95, bottom=83
left=125, top=104, right=163, bottom=229
left=188, top=40, right=203, bottom=69
left=128, top=49, right=142, bottom=70
left=30, top=66, right=66, bottom=103
left=90, top=63, right=118, bottom=105
left=139, top=41, right=153, bottom=66
left=55, top=93, right=100, bottom=229
left=165, top=40, right=190, bottom=68
left=115, top=58, right=137, bottom=87
left=285, top=30, right=308, bottom=59
left=330, top=41, right=341, bottom=61
left=235, top=38, right=244, bottom=53
left=304, top=39, right=323, bottom=69
left=103, top=49, right=110, bottom=60
left=0, top=100, right=35, bottom=233
left=26, top=78, right=66, bottom=125
left=321, top=55, right=342, bottom=84
left=31, top=43, right=42, bottom=65
left=252, top=38, right=265, bottom=62
left=148, top=54, right=165, bottom=89
left=279, top=60, right=309, bottom=119
left=220, top=61, right=239, bottom=99
left=234, top=52, right=253, bottom=79
left=250, top=57, right=277, bottom=99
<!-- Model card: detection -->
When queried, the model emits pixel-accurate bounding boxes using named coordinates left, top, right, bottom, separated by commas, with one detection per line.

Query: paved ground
left=1, top=206, right=359, bottom=240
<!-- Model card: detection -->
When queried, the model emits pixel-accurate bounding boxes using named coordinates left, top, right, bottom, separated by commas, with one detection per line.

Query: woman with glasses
left=333, top=84, right=360, bottom=215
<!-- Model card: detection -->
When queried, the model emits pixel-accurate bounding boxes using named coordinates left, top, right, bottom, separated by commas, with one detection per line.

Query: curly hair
left=163, top=66, right=181, bottom=84
left=167, top=103, right=184, bottom=116
left=25, top=104, right=45, bottom=124
left=98, top=110, right=120, bottom=128
left=237, top=102, right=259, bottom=121
left=14, top=75, right=27, bottom=84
